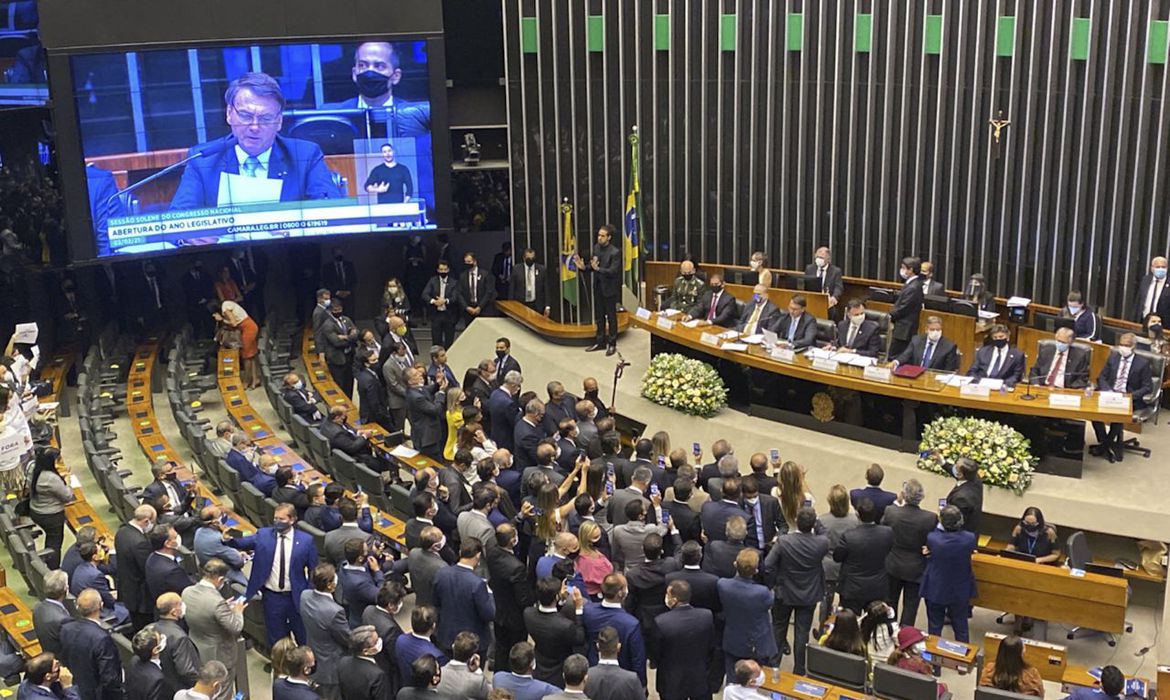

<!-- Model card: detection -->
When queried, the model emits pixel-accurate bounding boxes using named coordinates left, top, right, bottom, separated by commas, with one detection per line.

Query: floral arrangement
left=640, top=353, right=728, bottom=418
left=916, top=416, right=1037, bottom=494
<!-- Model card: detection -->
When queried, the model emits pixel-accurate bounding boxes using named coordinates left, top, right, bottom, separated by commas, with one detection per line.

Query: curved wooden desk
left=499, top=300, right=630, bottom=344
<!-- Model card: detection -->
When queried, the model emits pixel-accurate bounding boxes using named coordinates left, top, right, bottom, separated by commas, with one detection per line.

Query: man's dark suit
left=169, top=135, right=337, bottom=210
left=321, top=96, right=431, bottom=137
left=581, top=602, right=647, bottom=686
left=882, top=504, right=938, bottom=627
left=835, top=318, right=883, bottom=357
left=888, top=277, right=925, bottom=355
left=921, top=278, right=946, bottom=297
left=523, top=606, right=585, bottom=687
left=510, top=261, right=550, bottom=314
left=113, top=522, right=153, bottom=629
left=945, top=475, right=984, bottom=535
left=228, top=448, right=276, bottom=497
left=362, top=605, right=404, bottom=697
left=625, top=557, right=681, bottom=664
left=1134, top=272, right=1170, bottom=321
left=774, top=312, right=819, bottom=351
left=666, top=501, right=702, bottom=544
left=59, top=619, right=123, bottom=700
left=583, top=663, right=644, bottom=700
left=894, top=333, right=960, bottom=372
left=1028, top=344, right=1091, bottom=389
left=32, top=600, right=71, bottom=656
left=512, top=418, right=545, bottom=470
left=337, top=655, right=389, bottom=700
left=655, top=604, right=716, bottom=700
left=340, top=565, right=384, bottom=629
left=405, top=383, right=445, bottom=459
left=804, top=263, right=844, bottom=300
left=357, top=366, right=395, bottom=431
left=182, top=267, right=216, bottom=336
left=283, top=385, right=324, bottom=423
left=321, top=258, right=356, bottom=299
left=145, top=551, right=194, bottom=607
left=848, top=486, right=898, bottom=522
left=272, top=678, right=322, bottom=700
left=665, top=568, right=722, bottom=618
left=702, top=540, right=745, bottom=579
left=154, top=617, right=200, bottom=697
left=488, top=546, right=536, bottom=672
left=461, top=266, right=497, bottom=322
left=717, top=575, right=777, bottom=672
left=422, top=274, right=462, bottom=351
left=763, top=531, right=829, bottom=675
left=125, top=657, right=166, bottom=700
left=578, top=241, right=624, bottom=347
left=1092, top=351, right=1155, bottom=455
left=700, top=500, right=754, bottom=544
left=433, top=564, right=496, bottom=653
left=833, top=522, right=895, bottom=613
left=232, top=526, right=318, bottom=645
left=486, top=387, right=520, bottom=451
left=967, top=344, right=1026, bottom=387
left=742, top=494, right=784, bottom=550
left=736, top=300, right=782, bottom=335
left=687, top=290, right=738, bottom=328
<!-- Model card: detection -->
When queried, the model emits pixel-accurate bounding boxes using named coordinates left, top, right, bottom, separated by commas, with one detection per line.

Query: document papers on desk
left=717, top=330, right=740, bottom=340
left=389, top=444, right=419, bottom=459
left=658, top=308, right=682, bottom=317
left=977, top=378, right=1005, bottom=391
left=806, top=348, right=835, bottom=361
left=740, top=334, right=765, bottom=344
left=978, top=310, right=1000, bottom=320
left=938, top=374, right=973, bottom=388
left=721, top=342, right=749, bottom=352
left=681, top=319, right=704, bottom=328
left=217, top=172, right=283, bottom=206
left=1006, top=296, right=1032, bottom=308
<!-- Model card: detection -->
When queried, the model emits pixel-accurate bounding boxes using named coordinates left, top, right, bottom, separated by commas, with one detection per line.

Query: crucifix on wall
left=989, top=109, right=1011, bottom=159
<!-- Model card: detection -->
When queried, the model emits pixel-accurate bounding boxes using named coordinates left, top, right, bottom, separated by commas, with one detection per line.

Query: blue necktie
left=242, top=156, right=261, bottom=178
left=753, top=500, right=765, bottom=546
left=922, top=341, right=934, bottom=368
left=787, top=316, right=798, bottom=342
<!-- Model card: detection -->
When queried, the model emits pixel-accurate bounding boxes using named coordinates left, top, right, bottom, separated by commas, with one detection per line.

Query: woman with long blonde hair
left=777, top=460, right=814, bottom=529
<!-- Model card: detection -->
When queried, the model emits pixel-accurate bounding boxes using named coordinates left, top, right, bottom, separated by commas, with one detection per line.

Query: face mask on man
left=682, top=272, right=694, bottom=280
left=1054, top=341, right=1070, bottom=354
left=926, top=329, right=942, bottom=342
left=992, top=337, right=1008, bottom=349
left=1118, top=345, right=1134, bottom=358
left=1067, top=304, right=1081, bottom=315
left=294, top=380, right=305, bottom=390
left=273, top=520, right=292, bottom=533
left=850, top=313, right=865, bottom=326
left=1155, top=267, right=1167, bottom=280
left=815, top=256, right=827, bottom=268
left=354, top=70, right=389, bottom=99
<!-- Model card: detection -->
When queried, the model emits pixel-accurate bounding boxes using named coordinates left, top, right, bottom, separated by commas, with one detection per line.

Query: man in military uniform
left=664, top=260, right=707, bottom=311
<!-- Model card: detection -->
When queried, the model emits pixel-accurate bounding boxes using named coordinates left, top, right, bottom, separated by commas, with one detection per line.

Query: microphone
left=104, top=135, right=238, bottom=209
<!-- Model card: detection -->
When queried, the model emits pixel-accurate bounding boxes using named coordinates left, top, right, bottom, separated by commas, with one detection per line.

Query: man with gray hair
left=142, top=456, right=194, bottom=518
left=705, top=453, right=740, bottom=500
left=174, top=660, right=229, bottom=700
left=609, top=465, right=656, bottom=527
left=60, top=589, right=124, bottom=700
left=338, top=625, right=391, bottom=700
left=513, top=398, right=546, bottom=469
left=170, top=71, right=338, bottom=211
left=207, top=421, right=235, bottom=459
left=406, top=365, right=448, bottom=461
left=32, top=569, right=71, bottom=656
left=487, top=370, right=523, bottom=451
left=882, top=477, right=938, bottom=626
left=62, top=524, right=111, bottom=580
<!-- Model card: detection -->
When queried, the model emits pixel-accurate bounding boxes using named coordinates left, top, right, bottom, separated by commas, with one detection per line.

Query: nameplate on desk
left=811, top=358, right=840, bottom=373
left=771, top=347, right=796, bottom=363
left=936, top=639, right=969, bottom=656
left=960, top=384, right=991, bottom=398
left=634, top=307, right=652, bottom=321
left=1048, top=394, right=1082, bottom=409
left=700, top=332, right=721, bottom=347
left=863, top=366, right=892, bottom=383
left=1096, top=391, right=1129, bottom=410
left=655, top=316, right=676, bottom=331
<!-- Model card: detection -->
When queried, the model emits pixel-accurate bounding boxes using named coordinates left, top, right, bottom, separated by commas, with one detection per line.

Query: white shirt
left=722, top=684, right=767, bottom=700
left=1047, top=350, right=1068, bottom=388
left=234, top=145, right=272, bottom=176
left=1144, top=277, right=1166, bottom=317
left=264, top=530, right=294, bottom=592
left=987, top=346, right=1008, bottom=376
left=525, top=264, right=537, bottom=301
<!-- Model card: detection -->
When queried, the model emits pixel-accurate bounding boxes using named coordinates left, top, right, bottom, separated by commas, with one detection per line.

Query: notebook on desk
left=893, top=364, right=926, bottom=379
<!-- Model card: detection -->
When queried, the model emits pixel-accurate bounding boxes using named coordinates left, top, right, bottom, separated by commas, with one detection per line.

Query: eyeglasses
left=229, top=107, right=281, bottom=127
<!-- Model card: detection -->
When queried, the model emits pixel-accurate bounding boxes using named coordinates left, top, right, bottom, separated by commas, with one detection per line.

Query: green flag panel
left=997, top=16, right=1016, bottom=57
left=924, top=15, right=943, bottom=55
left=1070, top=17, right=1091, bottom=61
left=855, top=13, right=873, bottom=53
left=521, top=17, right=538, bottom=54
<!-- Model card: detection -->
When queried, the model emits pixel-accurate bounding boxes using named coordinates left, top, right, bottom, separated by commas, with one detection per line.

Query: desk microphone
left=104, top=135, right=238, bottom=209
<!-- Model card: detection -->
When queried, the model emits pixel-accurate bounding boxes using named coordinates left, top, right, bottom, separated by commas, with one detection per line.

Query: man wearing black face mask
left=142, top=458, right=195, bottom=518
left=510, top=247, right=550, bottom=316
left=574, top=225, right=624, bottom=356
left=966, top=323, right=1025, bottom=388
left=320, top=247, right=356, bottom=301
left=493, top=337, right=522, bottom=387
left=325, top=41, right=431, bottom=138
left=423, top=260, right=462, bottom=350
left=685, top=273, right=738, bottom=328
left=664, top=260, right=706, bottom=311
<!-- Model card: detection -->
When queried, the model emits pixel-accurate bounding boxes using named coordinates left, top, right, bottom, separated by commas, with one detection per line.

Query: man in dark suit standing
left=487, top=373, right=522, bottom=451
left=59, top=589, right=124, bottom=700
left=833, top=499, right=895, bottom=614
left=356, top=350, right=395, bottom=432
left=1134, top=256, right=1170, bottom=322
left=492, top=241, right=515, bottom=301
left=182, top=259, right=216, bottom=338
left=422, top=260, right=461, bottom=351
left=741, top=476, right=784, bottom=550
left=320, top=248, right=356, bottom=303
left=703, top=516, right=748, bottom=579
left=362, top=582, right=407, bottom=696
left=312, top=288, right=333, bottom=334
left=320, top=300, right=359, bottom=399
left=282, top=371, right=323, bottom=423
left=656, top=580, right=716, bottom=700
left=337, top=626, right=389, bottom=700
left=404, top=367, right=448, bottom=461
left=126, top=627, right=168, bottom=700
left=1028, top=326, right=1091, bottom=390
left=461, top=252, right=496, bottom=326
left=834, top=299, right=883, bottom=357
left=919, top=261, right=946, bottom=297
left=943, top=457, right=984, bottom=535
left=582, top=574, right=647, bottom=686
left=154, top=593, right=201, bottom=698
left=700, top=479, right=755, bottom=545
left=849, top=463, right=898, bottom=523
left=488, top=524, right=537, bottom=672
left=33, top=570, right=71, bottom=656
left=300, top=564, right=350, bottom=699
left=575, top=225, right=624, bottom=356
left=273, top=647, right=322, bottom=700
left=891, top=315, right=960, bottom=372
left=512, top=400, right=547, bottom=470
left=229, top=503, right=318, bottom=645
left=888, top=256, right=926, bottom=357
left=763, top=507, right=828, bottom=676
left=492, top=337, right=523, bottom=387
left=736, top=284, right=781, bottom=336
left=525, top=577, right=587, bottom=686
left=773, top=295, right=819, bottom=351
left=717, top=549, right=776, bottom=681
left=882, top=479, right=938, bottom=627
left=511, top=248, right=551, bottom=316
left=145, top=525, right=194, bottom=602
left=806, top=246, right=845, bottom=316
left=967, top=324, right=1026, bottom=387
left=115, top=505, right=158, bottom=632
left=1091, top=333, right=1154, bottom=462
left=685, top=273, right=738, bottom=328
left=433, top=540, right=496, bottom=656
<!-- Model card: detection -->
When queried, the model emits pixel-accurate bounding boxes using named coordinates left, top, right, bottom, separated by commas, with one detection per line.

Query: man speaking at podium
left=169, top=72, right=339, bottom=211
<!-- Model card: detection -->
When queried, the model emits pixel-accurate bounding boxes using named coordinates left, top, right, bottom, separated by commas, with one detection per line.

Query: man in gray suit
left=323, top=496, right=373, bottom=565
left=381, top=340, right=412, bottom=433
left=181, top=559, right=246, bottom=700
left=456, top=483, right=499, bottom=579
left=610, top=498, right=672, bottom=572
left=300, top=563, right=351, bottom=700
left=153, top=592, right=201, bottom=696
left=32, top=570, right=71, bottom=656
left=763, top=506, right=829, bottom=677
left=608, top=465, right=654, bottom=527
left=544, top=654, right=590, bottom=700
left=405, top=367, right=448, bottom=461
left=583, top=627, right=643, bottom=700
left=407, top=526, right=447, bottom=609
left=521, top=443, right=565, bottom=498
left=434, top=631, right=491, bottom=699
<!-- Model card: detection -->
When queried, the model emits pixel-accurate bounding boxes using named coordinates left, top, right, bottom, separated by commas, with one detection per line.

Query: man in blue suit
left=967, top=324, right=1026, bottom=387
left=433, top=539, right=496, bottom=655
left=17, top=652, right=79, bottom=700
left=1091, top=334, right=1154, bottom=462
left=919, top=506, right=977, bottom=642
left=656, top=580, right=717, bottom=700
left=59, top=590, right=124, bottom=700
left=227, top=434, right=276, bottom=497
left=717, top=549, right=777, bottom=681
left=834, top=299, right=884, bottom=357
left=339, top=539, right=385, bottom=629
left=193, top=504, right=248, bottom=588
left=849, top=463, right=898, bottom=522
left=170, top=72, right=338, bottom=211
left=394, top=606, right=448, bottom=683
left=581, top=573, right=647, bottom=687
left=324, top=42, right=432, bottom=138
left=700, top=478, right=756, bottom=544
left=69, top=542, right=129, bottom=626
left=512, top=400, right=546, bottom=469
left=487, top=374, right=522, bottom=451
left=228, top=503, right=318, bottom=645
left=1063, top=665, right=1126, bottom=700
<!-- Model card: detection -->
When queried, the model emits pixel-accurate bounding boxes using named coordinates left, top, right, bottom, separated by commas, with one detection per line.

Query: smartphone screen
left=692, top=442, right=701, bottom=456
left=938, top=498, right=947, bottom=510
left=770, top=448, right=780, bottom=462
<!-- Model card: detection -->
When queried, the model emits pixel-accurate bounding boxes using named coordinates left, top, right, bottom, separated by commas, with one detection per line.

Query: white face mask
left=749, top=260, right=761, bottom=270
left=926, top=329, right=942, bottom=342
left=815, top=256, right=826, bottom=268
left=850, top=313, right=865, bottom=326
left=178, top=603, right=187, bottom=619
left=1118, top=346, right=1134, bottom=358
left=372, top=638, right=383, bottom=655
left=435, top=535, right=447, bottom=552
left=752, top=671, right=765, bottom=688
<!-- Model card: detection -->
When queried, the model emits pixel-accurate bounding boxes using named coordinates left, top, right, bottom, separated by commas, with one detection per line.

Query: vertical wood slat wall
left=503, top=0, right=1170, bottom=319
